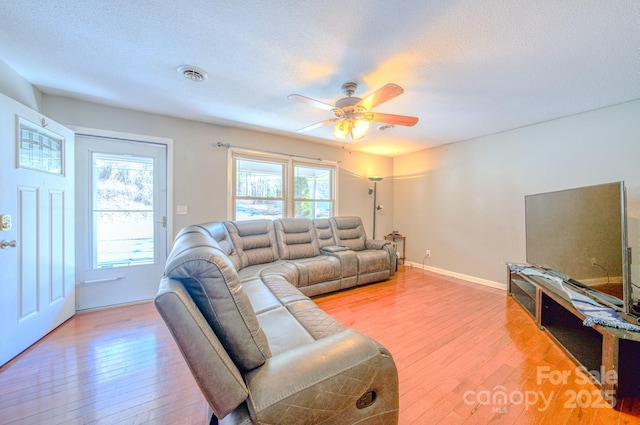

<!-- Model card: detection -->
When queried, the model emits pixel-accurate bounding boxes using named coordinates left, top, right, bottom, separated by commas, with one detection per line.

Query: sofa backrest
left=330, top=216, right=367, bottom=251
left=155, top=277, right=249, bottom=418
left=193, top=221, right=241, bottom=270
left=224, top=219, right=280, bottom=269
left=313, top=218, right=338, bottom=249
left=274, top=218, right=321, bottom=260
left=164, top=230, right=272, bottom=372
left=171, top=225, right=228, bottom=262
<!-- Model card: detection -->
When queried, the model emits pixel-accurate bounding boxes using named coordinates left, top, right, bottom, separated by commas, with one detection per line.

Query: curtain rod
left=213, top=141, right=340, bottom=164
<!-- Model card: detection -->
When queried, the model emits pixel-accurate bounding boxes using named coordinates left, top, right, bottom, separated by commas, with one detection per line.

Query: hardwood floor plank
left=1, top=267, right=639, bottom=424
left=315, top=268, right=640, bottom=424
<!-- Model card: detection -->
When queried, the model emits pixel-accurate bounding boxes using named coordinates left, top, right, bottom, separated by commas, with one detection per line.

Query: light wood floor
left=2, top=267, right=640, bottom=424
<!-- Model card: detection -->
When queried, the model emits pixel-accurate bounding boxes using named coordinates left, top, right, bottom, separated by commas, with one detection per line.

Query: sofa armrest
left=365, top=239, right=391, bottom=250
left=320, top=244, right=349, bottom=253
left=320, top=248, right=357, bottom=278
left=245, top=329, right=398, bottom=424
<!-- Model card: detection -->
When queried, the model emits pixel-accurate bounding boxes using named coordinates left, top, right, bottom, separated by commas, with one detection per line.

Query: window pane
left=236, top=159, right=283, bottom=198
left=18, top=118, right=64, bottom=174
left=236, top=199, right=284, bottom=220
left=294, top=166, right=331, bottom=200
left=232, top=153, right=336, bottom=220
left=295, top=201, right=332, bottom=219
left=95, top=211, right=154, bottom=268
left=93, top=153, right=154, bottom=268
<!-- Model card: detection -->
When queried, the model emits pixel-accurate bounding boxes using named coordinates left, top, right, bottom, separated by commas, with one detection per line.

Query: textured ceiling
left=1, top=0, right=639, bottom=157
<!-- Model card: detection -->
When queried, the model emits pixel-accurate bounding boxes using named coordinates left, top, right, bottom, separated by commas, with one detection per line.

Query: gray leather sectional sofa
left=155, top=216, right=399, bottom=424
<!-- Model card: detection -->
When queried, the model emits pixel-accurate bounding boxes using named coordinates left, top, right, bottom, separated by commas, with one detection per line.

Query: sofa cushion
left=356, top=249, right=391, bottom=274
left=288, top=256, right=341, bottom=287
left=274, top=218, right=320, bottom=260
left=330, top=216, right=367, bottom=251
left=225, top=219, right=280, bottom=269
left=256, top=306, right=316, bottom=356
left=164, top=236, right=271, bottom=372
left=273, top=218, right=342, bottom=287
left=313, top=218, right=338, bottom=249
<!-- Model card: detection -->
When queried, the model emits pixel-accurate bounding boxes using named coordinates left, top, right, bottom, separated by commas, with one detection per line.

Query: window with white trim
left=232, top=151, right=336, bottom=220
left=293, top=162, right=333, bottom=219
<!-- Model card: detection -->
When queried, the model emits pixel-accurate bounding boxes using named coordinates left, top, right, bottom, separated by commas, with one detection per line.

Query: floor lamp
left=368, top=177, right=383, bottom=239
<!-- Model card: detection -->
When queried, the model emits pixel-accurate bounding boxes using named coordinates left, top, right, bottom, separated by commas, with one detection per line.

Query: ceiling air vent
left=377, top=124, right=395, bottom=132
left=177, top=65, right=208, bottom=82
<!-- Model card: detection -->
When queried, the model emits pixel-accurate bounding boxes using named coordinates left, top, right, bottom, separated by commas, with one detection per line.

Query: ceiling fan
left=288, top=82, right=419, bottom=140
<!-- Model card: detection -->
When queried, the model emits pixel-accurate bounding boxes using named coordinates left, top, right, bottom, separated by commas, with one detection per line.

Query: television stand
left=508, top=267, right=640, bottom=408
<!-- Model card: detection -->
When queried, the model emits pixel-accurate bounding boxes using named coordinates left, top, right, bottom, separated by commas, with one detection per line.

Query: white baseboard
left=404, top=261, right=507, bottom=291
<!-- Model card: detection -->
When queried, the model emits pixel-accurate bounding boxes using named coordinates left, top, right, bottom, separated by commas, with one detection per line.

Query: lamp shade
left=351, top=119, right=369, bottom=139
left=333, top=118, right=370, bottom=140
left=333, top=120, right=349, bottom=140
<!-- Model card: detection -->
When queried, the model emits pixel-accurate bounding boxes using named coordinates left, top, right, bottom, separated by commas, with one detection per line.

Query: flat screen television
left=525, top=181, right=638, bottom=321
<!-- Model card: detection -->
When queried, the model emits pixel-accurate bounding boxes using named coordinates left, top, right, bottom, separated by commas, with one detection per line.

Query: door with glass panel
left=0, top=95, right=75, bottom=366
left=75, top=135, right=168, bottom=310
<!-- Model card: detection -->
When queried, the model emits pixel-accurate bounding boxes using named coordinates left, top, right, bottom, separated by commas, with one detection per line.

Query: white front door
left=75, top=134, right=168, bottom=310
left=0, top=94, right=75, bottom=367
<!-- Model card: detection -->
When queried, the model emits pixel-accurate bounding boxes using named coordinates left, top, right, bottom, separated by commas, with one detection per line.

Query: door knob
left=0, top=240, right=18, bottom=249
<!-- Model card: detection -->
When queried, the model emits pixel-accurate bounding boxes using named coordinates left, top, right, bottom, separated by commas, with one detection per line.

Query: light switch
left=176, top=205, right=188, bottom=215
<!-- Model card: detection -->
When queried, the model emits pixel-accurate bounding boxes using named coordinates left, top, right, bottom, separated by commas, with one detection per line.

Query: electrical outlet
left=591, top=257, right=597, bottom=266
left=426, top=250, right=431, bottom=257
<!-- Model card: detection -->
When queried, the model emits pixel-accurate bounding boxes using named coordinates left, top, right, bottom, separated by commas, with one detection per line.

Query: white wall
left=0, top=60, right=42, bottom=111
left=41, top=95, right=394, bottom=239
left=393, top=100, right=640, bottom=287
left=6, top=60, right=636, bottom=289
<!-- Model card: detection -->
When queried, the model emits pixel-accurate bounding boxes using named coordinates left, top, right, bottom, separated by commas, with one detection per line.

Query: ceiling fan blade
left=296, top=118, right=340, bottom=132
left=357, top=83, right=404, bottom=110
left=288, top=94, right=336, bottom=112
left=368, top=112, right=419, bottom=127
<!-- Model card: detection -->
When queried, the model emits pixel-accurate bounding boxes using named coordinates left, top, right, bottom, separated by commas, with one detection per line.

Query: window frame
left=292, top=160, right=335, bottom=219
left=229, top=148, right=338, bottom=220
left=232, top=152, right=288, bottom=219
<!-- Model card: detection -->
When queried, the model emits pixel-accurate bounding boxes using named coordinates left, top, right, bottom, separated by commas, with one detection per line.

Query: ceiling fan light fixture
left=352, top=118, right=369, bottom=139
left=290, top=82, right=418, bottom=140
left=333, top=118, right=369, bottom=140
left=333, top=120, right=348, bottom=140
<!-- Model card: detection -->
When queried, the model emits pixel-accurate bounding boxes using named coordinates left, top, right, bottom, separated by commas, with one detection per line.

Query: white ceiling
left=1, top=1, right=639, bottom=157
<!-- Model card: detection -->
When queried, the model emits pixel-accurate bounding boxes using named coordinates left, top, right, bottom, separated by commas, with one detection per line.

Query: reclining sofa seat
left=273, top=218, right=344, bottom=296
left=155, top=216, right=399, bottom=424
left=331, top=216, right=397, bottom=285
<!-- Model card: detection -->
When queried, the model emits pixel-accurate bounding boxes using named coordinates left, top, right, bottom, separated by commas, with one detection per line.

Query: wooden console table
left=508, top=267, right=640, bottom=408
